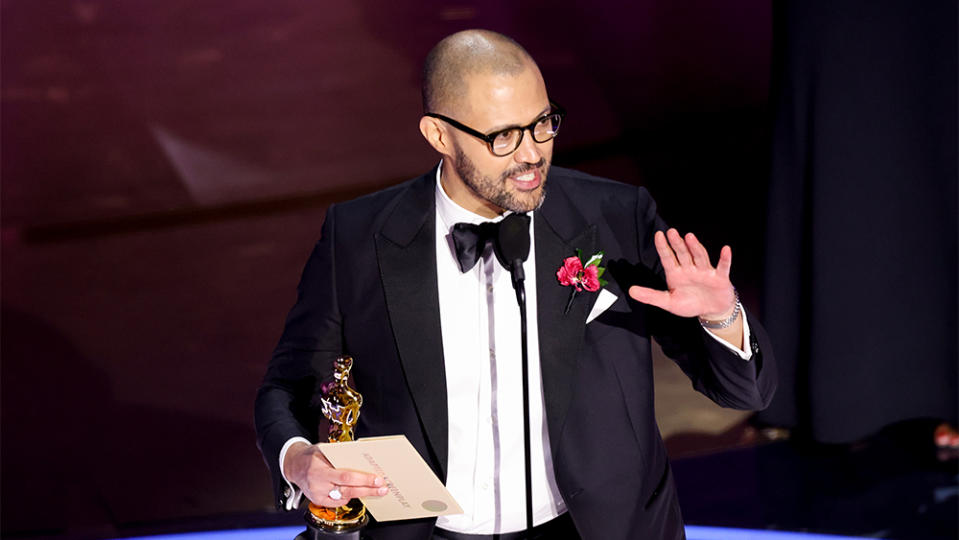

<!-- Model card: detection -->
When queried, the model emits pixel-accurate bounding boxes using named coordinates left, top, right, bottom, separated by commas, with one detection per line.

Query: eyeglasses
left=425, top=102, right=566, bottom=157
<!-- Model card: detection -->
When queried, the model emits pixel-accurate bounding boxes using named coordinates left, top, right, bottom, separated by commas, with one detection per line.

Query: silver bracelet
left=699, top=289, right=741, bottom=329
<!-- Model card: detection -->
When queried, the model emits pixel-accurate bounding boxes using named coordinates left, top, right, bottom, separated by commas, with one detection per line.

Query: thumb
left=629, top=285, right=671, bottom=309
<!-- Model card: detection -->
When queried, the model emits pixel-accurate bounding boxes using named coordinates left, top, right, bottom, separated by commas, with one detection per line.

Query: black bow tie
left=450, top=213, right=530, bottom=273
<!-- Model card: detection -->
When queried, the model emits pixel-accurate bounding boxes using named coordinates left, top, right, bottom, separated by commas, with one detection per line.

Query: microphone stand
left=509, top=258, right=534, bottom=536
left=495, top=212, right=533, bottom=536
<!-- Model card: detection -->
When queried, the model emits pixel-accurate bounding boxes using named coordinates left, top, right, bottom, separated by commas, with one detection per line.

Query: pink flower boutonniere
left=557, top=249, right=608, bottom=313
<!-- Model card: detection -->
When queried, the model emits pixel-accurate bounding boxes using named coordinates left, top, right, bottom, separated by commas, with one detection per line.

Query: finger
left=314, top=488, right=352, bottom=507
left=328, top=484, right=390, bottom=502
left=666, top=228, right=692, bottom=266
left=685, top=232, right=712, bottom=268
left=628, top=285, right=671, bottom=310
left=319, top=488, right=346, bottom=507
left=305, top=466, right=382, bottom=504
left=653, top=230, right=678, bottom=271
left=336, top=469, right=384, bottom=488
left=716, top=245, right=732, bottom=277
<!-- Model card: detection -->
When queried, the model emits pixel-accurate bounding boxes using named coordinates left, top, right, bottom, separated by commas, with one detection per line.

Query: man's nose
left=513, top=130, right=544, bottom=164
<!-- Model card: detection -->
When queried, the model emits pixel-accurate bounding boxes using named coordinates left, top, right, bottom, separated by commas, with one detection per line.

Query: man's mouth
left=509, top=169, right=541, bottom=191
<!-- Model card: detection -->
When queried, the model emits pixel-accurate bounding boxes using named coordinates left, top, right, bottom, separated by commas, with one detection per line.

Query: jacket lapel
left=374, top=172, right=449, bottom=479
left=535, top=182, right=596, bottom=454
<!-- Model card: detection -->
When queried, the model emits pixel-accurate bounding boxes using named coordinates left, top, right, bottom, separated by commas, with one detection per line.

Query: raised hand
left=628, top=228, right=737, bottom=321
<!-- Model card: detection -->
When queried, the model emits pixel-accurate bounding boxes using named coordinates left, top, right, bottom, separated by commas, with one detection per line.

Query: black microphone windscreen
left=495, top=213, right=531, bottom=271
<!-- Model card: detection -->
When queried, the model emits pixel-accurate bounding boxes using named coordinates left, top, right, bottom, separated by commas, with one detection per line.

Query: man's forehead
left=457, top=68, right=549, bottom=125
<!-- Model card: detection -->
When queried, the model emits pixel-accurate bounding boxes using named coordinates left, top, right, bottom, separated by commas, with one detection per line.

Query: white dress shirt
left=433, top=166, right=565, bottom=534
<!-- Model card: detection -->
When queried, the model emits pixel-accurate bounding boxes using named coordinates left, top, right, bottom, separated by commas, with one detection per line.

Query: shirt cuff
left=702, top=306, right=753, bottom=361
left=279, top=436, right=311, bottom=511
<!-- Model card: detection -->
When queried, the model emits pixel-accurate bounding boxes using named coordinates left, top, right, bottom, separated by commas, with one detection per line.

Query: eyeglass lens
left=490, top=113, right=563, bottom=156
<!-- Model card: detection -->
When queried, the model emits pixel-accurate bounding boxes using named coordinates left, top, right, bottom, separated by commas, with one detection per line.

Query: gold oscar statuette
left=305, top=355, right=369, bottom=533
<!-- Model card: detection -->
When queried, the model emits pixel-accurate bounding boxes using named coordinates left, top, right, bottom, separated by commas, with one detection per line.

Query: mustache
left=501, top=159, right=547, bottom=180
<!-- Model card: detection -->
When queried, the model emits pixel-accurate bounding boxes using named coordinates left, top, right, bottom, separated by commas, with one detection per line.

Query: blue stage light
left=116, top=525, right=879, bottom=540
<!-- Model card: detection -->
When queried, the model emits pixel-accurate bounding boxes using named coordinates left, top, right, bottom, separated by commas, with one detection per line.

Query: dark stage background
left=2, top=1, right=955, bottom=538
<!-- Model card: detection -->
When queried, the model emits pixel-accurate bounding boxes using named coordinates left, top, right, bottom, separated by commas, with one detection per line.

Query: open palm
left=628, top=228, right=736, bottom=319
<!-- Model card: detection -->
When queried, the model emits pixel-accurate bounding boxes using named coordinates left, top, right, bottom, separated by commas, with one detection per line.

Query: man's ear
left=419, top=116, right=451, bottom=156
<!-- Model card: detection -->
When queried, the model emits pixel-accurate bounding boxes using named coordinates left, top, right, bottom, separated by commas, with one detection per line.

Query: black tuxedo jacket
left=255, top=166, right=776, bottom=540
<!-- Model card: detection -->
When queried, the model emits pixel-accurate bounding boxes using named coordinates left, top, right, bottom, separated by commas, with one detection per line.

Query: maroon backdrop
left=1, top=1, right=771, bottom=536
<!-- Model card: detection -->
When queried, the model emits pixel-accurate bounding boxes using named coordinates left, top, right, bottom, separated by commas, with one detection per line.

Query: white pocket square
left=586, top=288, right=618, bottom=324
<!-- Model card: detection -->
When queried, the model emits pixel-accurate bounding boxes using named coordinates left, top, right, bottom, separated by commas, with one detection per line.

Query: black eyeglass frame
left=425, top=101, right=566, bottom=156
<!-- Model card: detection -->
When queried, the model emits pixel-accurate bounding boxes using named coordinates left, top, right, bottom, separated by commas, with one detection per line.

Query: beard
left=452, top=148, right=549, bottom=214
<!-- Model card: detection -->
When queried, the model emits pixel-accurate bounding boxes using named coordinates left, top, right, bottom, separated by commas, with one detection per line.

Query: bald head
left=422, top=30, right=537, bottom=115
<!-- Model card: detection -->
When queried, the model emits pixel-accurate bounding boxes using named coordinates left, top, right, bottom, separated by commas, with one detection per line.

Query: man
left=255, top=29, right=776, bottom=539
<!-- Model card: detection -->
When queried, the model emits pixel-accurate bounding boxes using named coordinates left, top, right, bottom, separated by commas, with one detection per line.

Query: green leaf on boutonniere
left=584, top=251, right=604, bottom=267
left=596, top=265, right=608, bottom=287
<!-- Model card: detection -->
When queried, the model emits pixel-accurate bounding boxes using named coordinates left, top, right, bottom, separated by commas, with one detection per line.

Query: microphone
left=494, top=213, right=531, bottom=291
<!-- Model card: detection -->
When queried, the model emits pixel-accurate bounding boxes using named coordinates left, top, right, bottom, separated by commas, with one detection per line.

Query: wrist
left=699, top=289, right=741, bottom=329
left=282, top=440, right=311, bottom=481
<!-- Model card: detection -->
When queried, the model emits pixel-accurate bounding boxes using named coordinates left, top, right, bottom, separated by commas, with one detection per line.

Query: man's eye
left=534, top=117, right=552, bottom=135
left=493, top=129, right=518, bottom=148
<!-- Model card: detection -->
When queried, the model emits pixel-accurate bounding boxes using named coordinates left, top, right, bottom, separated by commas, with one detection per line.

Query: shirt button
left=487, top=284, right=494, bottom=293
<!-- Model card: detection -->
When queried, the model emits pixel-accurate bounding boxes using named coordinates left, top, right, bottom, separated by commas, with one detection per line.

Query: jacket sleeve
left=254, top=204, right=343, bottom=509
left=633, top=187, right=778, bottom=411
